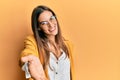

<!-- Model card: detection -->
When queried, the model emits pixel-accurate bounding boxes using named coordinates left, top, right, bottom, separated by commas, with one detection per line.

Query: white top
left=48, top=51, right=70, bottom=80
left=22, top=51, right=70, bottom=80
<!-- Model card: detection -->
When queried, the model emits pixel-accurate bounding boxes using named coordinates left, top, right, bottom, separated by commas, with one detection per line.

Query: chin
left=52, top=32, right=58, bottom=36
left=52, top=29, right=58, bottom=35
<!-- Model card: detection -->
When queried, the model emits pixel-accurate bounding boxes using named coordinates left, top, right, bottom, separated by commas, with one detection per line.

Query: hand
left=21, top=55, right=46, bottom=80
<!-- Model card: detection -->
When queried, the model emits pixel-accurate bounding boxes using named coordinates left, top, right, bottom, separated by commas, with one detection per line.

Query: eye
left=50, top=16, right=56, bottom=20
left=40, top=21, right=48, bottom=25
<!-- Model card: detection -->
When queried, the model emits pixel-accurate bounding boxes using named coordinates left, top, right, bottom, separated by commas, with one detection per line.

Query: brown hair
left=31, top=5, right=69, bottom=70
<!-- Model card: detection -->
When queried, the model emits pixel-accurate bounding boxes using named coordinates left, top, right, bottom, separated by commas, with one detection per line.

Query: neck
left=48, top=36, right=56, bottom=44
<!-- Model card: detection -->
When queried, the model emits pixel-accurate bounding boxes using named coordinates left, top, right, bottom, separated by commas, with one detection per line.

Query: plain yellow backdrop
left=0, top=0, right=120, bottom=80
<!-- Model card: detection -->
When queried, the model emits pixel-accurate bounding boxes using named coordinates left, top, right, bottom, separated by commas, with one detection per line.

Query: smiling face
left=38, top=11, right=58, bottom=38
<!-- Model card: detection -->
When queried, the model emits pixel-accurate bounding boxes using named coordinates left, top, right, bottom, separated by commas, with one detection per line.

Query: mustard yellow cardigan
left=20, top=35, right=75, bottom=80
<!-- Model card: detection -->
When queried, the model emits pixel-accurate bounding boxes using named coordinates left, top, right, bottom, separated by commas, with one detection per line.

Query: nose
left=48, top=21, right=55, bottom=28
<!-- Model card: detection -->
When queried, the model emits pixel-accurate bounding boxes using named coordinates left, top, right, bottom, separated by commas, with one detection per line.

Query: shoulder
left=64, top=40, right=73, bottom=46
left=64, top=40, right=74, bottom=55
left=64, top=40, right=73, bottom=49
left=25, top=34, right=35, bottom=41
left=63, top=37, right=73, bottom=47
left=24, top=34, right=36, bottom=45
left=23, top=34, right=37, bottom=49
left=21, top=34, right=39, bottom=57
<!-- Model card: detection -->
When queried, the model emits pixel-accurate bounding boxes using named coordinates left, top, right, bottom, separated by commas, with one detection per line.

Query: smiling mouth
left=49, top=26, right=56, bottom=32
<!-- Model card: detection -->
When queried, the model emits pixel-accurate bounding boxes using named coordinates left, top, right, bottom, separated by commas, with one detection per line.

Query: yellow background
left=0, top=0, right=120, bottom=80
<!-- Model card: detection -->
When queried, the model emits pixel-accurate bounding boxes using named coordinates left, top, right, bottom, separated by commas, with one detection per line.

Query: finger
left=21, top=56, right=29, bottom=63
left=28, top=60, right=34, bottom=65
left=21, top=55, right=33, bottom=63
left=21, top=55, right=37, bottom=63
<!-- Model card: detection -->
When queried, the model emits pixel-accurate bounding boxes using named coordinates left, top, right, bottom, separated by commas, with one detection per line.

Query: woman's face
left=38, top=11, right=58, bottom=38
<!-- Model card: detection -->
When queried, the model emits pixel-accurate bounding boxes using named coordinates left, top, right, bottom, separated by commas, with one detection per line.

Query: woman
left=20, top=5, right=75, bottom=80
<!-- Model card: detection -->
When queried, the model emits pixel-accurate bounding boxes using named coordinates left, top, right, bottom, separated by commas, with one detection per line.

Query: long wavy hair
left=31, top=5, right=69, bottom=70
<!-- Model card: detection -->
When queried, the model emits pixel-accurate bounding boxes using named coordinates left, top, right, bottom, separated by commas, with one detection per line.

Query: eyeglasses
left=39, top=15, right=56, bottom=27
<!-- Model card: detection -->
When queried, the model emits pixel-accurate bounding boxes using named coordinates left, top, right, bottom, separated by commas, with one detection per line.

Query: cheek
left=41, top=28, right=49, bottom=34
left=56, top=25, right=58, bottom=31
left=41, top=26, right=48, bottom=31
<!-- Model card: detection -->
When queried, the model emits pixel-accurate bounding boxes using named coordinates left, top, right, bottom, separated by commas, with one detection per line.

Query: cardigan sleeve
left=19, top=35, right=40, bottom=80
left=20, top=35, right=39, bottom=57
left=19, top=35, right=39, bottom=67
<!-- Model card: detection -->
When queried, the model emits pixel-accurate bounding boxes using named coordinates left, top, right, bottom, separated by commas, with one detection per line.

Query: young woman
left=20, top=5, right=75, bottom=80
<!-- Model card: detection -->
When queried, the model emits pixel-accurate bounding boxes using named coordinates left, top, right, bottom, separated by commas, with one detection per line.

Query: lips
left=49, top=26, right=56, bottom=32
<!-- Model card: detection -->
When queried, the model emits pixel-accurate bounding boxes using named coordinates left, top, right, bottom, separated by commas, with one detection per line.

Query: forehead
left=38, top=11, right=53, bottom=22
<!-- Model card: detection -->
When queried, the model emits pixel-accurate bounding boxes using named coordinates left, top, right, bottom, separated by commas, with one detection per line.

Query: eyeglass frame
left=38, top=15, right=57, bottom=27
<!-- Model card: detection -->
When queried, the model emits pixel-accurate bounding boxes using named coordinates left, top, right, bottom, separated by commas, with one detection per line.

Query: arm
left=21, top=55, right=47, bottom=80
left=20, top=35, right=47, bottom=80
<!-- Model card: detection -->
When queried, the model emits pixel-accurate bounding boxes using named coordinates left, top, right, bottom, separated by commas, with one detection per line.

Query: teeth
left=51, top=29, right=54, bottom=31
left=50, top=27, right=55, bottom=32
